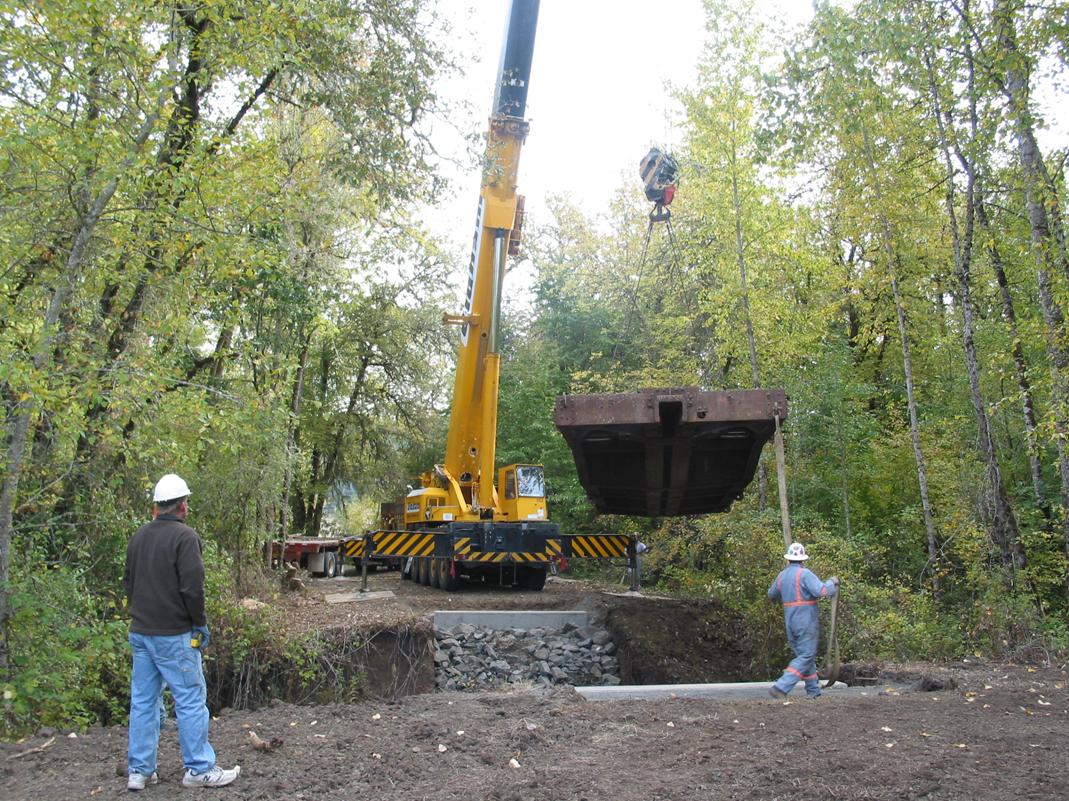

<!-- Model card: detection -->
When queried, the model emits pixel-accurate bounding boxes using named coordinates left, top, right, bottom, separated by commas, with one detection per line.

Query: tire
left=321, top=550, right=338, bottom=579
left=517, top=565, right=547, bottom=591
left=419, top=557, right=432, bottom=586
left=439, top=559, right=460, bottom=591
left=401, top=557, right=413, bottom=580
left=430, top=558, right=442, bottom=589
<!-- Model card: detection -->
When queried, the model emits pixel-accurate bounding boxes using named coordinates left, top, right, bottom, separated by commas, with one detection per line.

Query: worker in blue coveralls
left=768, top=542, right=838, bottom=699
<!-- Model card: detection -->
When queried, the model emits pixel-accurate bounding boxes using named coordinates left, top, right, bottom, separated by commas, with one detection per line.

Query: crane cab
left=401, top=464, right=548, bottom=528
left=497, top=464, right=547, bottom=521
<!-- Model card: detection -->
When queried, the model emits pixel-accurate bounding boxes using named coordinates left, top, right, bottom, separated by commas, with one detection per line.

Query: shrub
left=2, top=558, right=129, bottom=738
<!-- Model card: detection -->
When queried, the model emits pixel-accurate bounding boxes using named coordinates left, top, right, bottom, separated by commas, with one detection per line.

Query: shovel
left=820, top=582, right=841, bottom=689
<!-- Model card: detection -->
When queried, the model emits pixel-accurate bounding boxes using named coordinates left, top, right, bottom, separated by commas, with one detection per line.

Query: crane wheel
left=440, top=560, right=460, bottom=591
left=419, top=557, right=432, bottom=586
left=517, top=565, right=547, bottom=591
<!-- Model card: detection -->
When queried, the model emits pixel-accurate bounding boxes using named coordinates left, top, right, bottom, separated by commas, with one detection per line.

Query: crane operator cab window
left=516, top=466, right=545, bottom=497
left=498, top=465, right=547, bottom=521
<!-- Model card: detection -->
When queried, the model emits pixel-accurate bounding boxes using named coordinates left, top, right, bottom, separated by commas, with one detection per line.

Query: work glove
left=191, top=625, right=210, bottom=649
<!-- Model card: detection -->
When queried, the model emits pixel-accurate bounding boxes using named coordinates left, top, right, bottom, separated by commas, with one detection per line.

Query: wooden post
left=773, top=410, right=792, bottom=549
left=360, top=531, right=371, bottom=593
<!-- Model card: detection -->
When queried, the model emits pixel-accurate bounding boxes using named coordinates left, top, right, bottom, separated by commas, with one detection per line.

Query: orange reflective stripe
left=783, top=600, right=817, bottom=607
left=787, top=666, right=805, bottom=677
left=820, top=585, right=829, bottom=597
left=794, top=568, right=802, bottom=603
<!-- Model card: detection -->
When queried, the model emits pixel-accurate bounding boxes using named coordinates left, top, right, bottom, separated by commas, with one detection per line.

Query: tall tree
left=917, top=0, right=1023, bottom=570
left=0, top=0, right=452, bottom=662
left=989, top=0, right=1069, bottom=572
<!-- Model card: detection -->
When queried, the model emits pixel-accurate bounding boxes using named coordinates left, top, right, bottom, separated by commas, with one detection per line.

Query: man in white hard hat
left=767, top=542, right=838, bottom=699
left=123, top=474, right=240, bottom=790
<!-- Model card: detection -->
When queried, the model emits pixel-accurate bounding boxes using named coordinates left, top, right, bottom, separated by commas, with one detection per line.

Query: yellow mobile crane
left=340, top=0, right=633, bottom=591
left=400, top=0, right=556, bottom=589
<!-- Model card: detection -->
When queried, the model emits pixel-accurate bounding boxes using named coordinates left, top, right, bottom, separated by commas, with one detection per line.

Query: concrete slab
left=574, top=681, right=886, bottom=701
left=323, top=590, right=395, bottom=604
left=434, top=610, right=588, bottom=631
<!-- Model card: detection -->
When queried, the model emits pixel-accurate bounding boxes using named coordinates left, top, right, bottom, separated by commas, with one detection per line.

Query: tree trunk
left=992, top=0, right=1069, bottom=576
left=923, top=42, right=1024, bottom=570
left=977, top=199, right=1047, bottom=516
left=280, top=334, right=311, bottom=542
left=890, top=269, right=939, bottom=576
left=860, top=124, right=940, bottom=587
left=311, top=496, right=326, bottom=538
left=991, top=0, right=1069, bottom=279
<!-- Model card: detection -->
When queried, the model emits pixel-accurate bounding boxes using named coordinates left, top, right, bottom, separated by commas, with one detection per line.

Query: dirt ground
left=3, top=570, right=1067, bottom=800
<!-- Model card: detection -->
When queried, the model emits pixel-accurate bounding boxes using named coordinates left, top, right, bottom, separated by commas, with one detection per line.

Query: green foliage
left=497, top=326, right=591, bottom=531
left=846, top=581, right=961, bottom=661
left=4, top=0, right=1069, bottom=736
left=2, top=560, right=129, bottom=738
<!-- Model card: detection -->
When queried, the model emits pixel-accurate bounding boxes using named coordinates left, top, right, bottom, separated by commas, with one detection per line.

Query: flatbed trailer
left=271, top=536, right=345, bottom=578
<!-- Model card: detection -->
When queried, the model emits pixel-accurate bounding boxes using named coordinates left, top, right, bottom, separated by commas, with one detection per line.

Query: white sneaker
left=127, top=772, right=158, bottom=791
left=181, top=765, right=240, bottom=788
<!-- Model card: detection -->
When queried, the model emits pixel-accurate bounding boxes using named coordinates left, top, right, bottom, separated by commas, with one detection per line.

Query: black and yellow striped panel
left=342, top=538, right=366, bottom=558
left=570, top=534, right=629, bottom=558
left=372, top=530, right=437, bottom=557
left=452, top=537, right=562, bottom=564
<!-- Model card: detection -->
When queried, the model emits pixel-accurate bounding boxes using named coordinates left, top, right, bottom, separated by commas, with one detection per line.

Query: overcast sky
left=423, top=1, right=810, bottom=303
left=424, top=1, right=1067, bottom=295
left=427, top=2, right=715, bottom=240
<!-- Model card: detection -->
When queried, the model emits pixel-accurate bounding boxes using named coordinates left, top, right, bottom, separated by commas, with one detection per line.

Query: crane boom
left=402, top=0, right=547, bottom=541
left=442, top=0, right=538, bottom=513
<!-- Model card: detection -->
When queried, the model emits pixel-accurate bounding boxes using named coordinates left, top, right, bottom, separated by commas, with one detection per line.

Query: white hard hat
left=153, top=473, right=191, bottom=503
left=784, top=542, right=809, bottom=561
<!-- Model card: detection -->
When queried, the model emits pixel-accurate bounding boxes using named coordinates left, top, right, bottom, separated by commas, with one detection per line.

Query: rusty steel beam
left=554, top=387, right=787, bottom=517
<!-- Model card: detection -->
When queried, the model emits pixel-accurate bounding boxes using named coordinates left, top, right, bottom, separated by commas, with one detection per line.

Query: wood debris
left=249, top=731, right=283, bottom=752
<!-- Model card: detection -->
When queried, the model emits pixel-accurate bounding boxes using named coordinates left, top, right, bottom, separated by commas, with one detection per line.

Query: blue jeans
left=128, top=632, right=215, bottom=775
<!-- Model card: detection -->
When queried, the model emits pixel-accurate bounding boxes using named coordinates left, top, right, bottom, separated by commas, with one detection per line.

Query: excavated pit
left=554, top=387, right=788, bottom=517
left=198, top=586, right=769, bottom=710
left=202, top=625, right=436, bottom=712
left=604, top=594, right=757, bottom=684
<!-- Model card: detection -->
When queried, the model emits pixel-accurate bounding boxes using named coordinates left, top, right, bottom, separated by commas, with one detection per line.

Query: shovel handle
left=821, top=585, right=841, bottom=689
